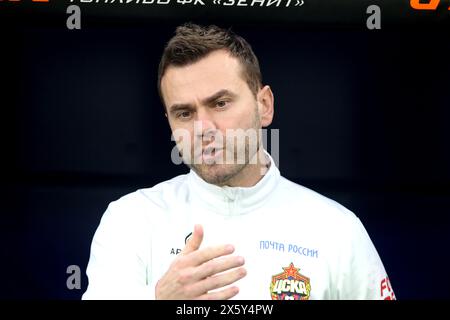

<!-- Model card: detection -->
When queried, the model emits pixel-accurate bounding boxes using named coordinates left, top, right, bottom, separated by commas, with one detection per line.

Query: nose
left=195, top=108, right=217, bottom=142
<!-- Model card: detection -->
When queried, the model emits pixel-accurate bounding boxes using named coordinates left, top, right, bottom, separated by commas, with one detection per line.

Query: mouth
left=200, top=146, right=223, bottom=163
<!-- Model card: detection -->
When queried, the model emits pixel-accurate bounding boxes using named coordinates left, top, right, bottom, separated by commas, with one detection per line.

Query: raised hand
left=155, top=224, right=247, bottom=300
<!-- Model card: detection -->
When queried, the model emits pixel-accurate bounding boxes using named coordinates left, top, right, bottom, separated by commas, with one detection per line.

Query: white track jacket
left=83, top=154, right=395, bottom=300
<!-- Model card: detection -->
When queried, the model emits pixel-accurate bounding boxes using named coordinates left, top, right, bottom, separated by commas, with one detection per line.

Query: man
left=83, top=23, right=395, bottom=300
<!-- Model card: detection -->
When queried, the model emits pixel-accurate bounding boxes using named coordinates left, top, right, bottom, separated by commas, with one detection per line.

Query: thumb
left=182, top=224, right=204, bottom=255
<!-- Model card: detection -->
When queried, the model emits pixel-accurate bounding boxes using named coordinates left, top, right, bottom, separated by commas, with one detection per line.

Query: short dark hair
left=158, top=23, right=263, bottom=108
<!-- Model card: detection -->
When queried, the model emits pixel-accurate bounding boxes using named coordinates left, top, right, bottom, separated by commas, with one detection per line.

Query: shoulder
left=114, top=173, right=189, bottom=208
left=276, top=176, right=359, bottom=228
left=100, top=173, right=190, bottom=227
left=277, top=176, right=354, bottom=215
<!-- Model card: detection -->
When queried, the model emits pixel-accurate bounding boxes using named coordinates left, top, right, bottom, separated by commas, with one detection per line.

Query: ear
left=257, top=85, right=274, bottom=127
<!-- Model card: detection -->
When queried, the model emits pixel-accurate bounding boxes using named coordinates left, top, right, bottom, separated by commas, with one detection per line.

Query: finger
left=195, top=256, right=245, bottom=280
left=191, top=267, right=247, bottom=296
left=196, top=286, right=240, bottom=300
left=188, top=244, right=235, bottom=266
left=182, top=224, right=204, bottom=255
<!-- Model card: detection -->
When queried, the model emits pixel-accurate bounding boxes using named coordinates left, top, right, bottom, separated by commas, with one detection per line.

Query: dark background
left=1, top=1, right=449, bottom=299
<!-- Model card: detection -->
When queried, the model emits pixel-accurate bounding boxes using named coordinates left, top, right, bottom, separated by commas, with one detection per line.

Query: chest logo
left=170, top=232, right=193, bottom=255
left=270, top=263, right=311, bottom=300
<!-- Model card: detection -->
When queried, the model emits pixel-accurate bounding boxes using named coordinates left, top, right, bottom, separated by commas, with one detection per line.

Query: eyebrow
left=168, top=103, right=194, bottom=115
left=201, top=89, right=237, bottom=106
left=168, top=89, right=237, bottom=114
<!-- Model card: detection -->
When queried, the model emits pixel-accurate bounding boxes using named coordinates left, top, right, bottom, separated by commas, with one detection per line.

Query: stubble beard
left=187, top=107, right=261, bottom=186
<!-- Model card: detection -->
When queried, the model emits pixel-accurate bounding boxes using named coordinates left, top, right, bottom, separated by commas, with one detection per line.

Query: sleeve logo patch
left=381, top=277, right=396, bottom=300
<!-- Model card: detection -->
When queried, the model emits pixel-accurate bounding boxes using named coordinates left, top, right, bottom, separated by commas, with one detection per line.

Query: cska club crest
left=270, top=263, right=311, bottom=300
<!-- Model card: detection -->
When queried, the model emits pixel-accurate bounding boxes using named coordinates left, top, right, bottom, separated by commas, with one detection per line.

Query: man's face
left=160, top=49, right=263, bottom=185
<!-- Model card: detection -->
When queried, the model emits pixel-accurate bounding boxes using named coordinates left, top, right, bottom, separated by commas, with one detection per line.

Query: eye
left=177, top=111, right=192, bottom=120
left=216, top=100, right=229, bottom=108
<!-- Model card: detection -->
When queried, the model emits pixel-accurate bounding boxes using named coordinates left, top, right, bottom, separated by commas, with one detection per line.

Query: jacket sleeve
left=82, top=202, right=154, bottom=300
left=335, top=214, right=396, bottom=300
